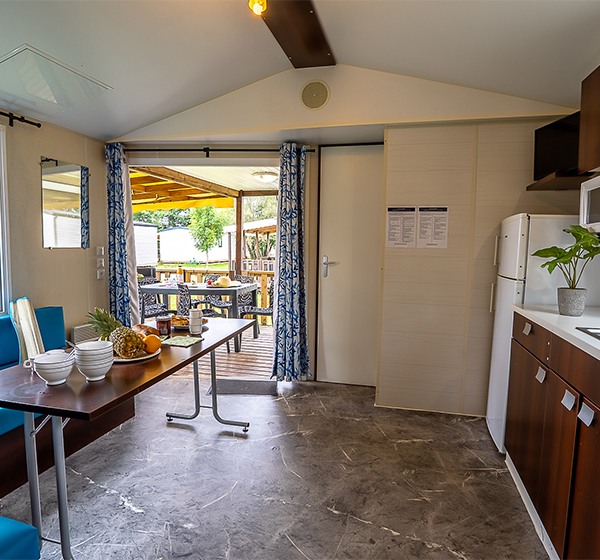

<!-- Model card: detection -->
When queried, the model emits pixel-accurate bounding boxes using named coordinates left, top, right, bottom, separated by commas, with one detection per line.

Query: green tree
left=189, top=206, right=229, bottom=270
left=243, top=196, right=277, bottom=222
left=245, top=235, right=276, bottom=259
left=133, top=208, right=192, bottom=231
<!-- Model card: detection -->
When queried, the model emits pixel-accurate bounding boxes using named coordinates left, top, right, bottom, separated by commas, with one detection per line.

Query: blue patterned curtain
left=80, top=166, right=89, bottom=249
left=105, top=143, right=132, bottom=326
left=272, top=143, right=311, bottom=381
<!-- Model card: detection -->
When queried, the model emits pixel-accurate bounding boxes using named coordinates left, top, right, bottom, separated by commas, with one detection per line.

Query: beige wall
left=377, top=120, right=580, bottom=416
left=4, top=120, right=108, bottom=334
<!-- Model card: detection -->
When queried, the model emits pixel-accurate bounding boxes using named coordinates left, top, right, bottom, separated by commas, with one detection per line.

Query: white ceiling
left=2, top=0, right=600, bottom=143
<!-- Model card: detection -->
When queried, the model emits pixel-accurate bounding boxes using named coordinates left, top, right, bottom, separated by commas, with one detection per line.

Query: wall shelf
left=526, top=171, right=593, bottom=191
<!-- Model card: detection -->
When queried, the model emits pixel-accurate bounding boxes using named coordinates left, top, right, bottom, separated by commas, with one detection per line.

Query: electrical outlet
left=97, top=270, right=105, bottom=280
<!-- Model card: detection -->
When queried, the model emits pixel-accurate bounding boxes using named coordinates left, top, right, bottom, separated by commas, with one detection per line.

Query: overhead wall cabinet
left=505, top=309, right=600, bottom=559
left=526, top=62, right=600, bottom=190
left=579, top=65, right=600, bottom=174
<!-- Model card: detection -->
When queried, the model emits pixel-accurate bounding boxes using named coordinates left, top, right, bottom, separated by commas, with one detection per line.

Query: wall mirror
left=41, top=157, right=89, bottom=249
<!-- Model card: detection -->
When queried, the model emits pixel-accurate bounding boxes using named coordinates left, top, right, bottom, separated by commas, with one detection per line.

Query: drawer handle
left=535, top=367, right=546, bottom=384
left=523, top=322, right=532, bottom=336
left=578, top=403, right=595, bottom=427
left=561, top=389, right=576, bottom=411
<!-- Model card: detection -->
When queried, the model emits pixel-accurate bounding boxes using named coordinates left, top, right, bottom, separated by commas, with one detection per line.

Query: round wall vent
left=300, top=80, right=330, bottom=111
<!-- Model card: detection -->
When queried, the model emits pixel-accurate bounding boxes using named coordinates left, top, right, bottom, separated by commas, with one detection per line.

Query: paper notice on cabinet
left=417, top=207, right=448, bottom=248
left=386, top=207, right=416, bottom=247
left=561, top=390, right=576, bottom=411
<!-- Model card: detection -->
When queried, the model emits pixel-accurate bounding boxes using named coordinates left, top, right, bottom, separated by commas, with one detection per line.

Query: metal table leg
left=166, top=353, right=249, bottom=432
left=24, top=413, right=42, bottom=547
left=232, top=296, right=241, bottom=352
left=208, top=350, right=249, bottom=432
left=52, top=416, right=76, bottom=560
left=252, top=287, right=259, bottom=339
left=166, top=360, right=201, bottom=421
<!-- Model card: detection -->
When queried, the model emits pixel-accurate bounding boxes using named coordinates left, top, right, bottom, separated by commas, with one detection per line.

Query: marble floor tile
left=0, top=380, right=547, bottom=560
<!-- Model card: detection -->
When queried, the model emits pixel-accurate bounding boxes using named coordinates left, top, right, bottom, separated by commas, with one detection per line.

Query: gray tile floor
left=0, top=380, right=547, bottom=560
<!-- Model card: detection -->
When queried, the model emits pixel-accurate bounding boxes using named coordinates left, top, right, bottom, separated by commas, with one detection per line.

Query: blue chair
left=0, top=516, right=40, bottom=559
left=0, top=305, right=65, bottom=437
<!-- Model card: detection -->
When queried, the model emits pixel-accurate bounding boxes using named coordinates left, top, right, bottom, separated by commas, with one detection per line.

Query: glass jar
left=156, top=315, right=172, bottom=336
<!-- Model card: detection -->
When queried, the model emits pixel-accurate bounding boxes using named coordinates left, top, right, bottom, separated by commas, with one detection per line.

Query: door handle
left=493, top=235, right=500, bottom=266
left=322, top=255, right=337, bottom=278
left=489, top=283, right=496, bottom=313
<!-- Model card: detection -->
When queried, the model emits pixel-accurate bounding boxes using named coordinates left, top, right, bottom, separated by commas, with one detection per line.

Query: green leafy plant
left=532, top=225, right=600, bottom=289
left=189, top=206, right=229, bottom=271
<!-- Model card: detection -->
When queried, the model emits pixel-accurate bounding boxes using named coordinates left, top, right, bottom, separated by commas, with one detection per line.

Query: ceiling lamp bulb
left=253, top=171, right=278, bottom=183
left=249, top=0, right=266, bottom=15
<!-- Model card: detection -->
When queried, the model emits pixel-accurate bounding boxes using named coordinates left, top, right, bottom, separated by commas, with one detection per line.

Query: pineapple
left=86, top=307, right=122, bottom=340
left=109, top=326, right=145, bottom=359
left=86, top=308, right=144, bottom=359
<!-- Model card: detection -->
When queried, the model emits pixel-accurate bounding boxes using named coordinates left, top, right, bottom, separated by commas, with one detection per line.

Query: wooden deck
left=171, top=325, right=273, bottom=379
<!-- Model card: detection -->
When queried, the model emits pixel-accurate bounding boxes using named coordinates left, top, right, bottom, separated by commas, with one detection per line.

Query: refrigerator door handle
left=489, top=283, right=496, bottom=313
left=493, top=235, right=500, bottom=266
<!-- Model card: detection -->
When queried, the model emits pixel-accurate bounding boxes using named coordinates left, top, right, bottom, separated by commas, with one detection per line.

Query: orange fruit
left=143, top=334, right=161, bottom=354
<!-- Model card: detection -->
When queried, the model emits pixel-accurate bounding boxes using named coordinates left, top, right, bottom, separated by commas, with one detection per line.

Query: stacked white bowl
left=24, top=352, right=75, bottom=386
left=75, top=340, right=114, bottom=381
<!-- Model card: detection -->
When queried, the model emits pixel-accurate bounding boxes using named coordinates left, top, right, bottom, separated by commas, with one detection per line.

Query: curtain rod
left=124, top=147, right=316, bottom=157
left=0, top=110, right=41, bottom=128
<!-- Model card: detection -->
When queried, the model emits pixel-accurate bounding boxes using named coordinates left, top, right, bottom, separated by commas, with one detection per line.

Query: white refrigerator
left=486, top=213, right=600, bottom=452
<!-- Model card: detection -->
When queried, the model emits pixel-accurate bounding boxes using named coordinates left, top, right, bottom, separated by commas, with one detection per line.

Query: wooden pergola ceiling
left=129, top=166, right=277, bottom=209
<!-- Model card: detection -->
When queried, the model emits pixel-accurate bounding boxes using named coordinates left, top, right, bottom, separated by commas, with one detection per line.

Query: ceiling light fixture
left=249, top=0, right=267, bottom=16
left=252, top=171, right=278, bottom=183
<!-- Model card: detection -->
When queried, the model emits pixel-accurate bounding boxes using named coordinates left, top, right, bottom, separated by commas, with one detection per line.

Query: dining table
left=139, top=281, right=259, bottom=352
left=0, top=317, right=254, bottom=560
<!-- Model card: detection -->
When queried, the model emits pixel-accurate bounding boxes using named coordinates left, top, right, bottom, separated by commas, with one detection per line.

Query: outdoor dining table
left=139, top=281, right=259, bottom=352
left=0, top=317, right=254, bottom=560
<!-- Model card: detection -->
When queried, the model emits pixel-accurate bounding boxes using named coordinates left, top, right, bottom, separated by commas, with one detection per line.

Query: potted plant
left=532, top=225, right=600, bottom=316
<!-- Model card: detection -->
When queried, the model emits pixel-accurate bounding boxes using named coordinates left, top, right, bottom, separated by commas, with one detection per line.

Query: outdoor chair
left=198, top=274, right=232, bottom=315
left=177, top=284, right=229, bottom=352
left=239, top=280, right=274, bottom=336
left=138, top=277, right=169, bottom=320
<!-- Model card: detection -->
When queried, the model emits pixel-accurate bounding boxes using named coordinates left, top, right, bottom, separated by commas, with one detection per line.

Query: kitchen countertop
left=513, top=304, right=600, bottom=361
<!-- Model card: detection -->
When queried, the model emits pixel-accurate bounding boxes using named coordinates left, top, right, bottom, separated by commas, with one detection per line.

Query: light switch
left=96, top=246, right=105, bottom=256
left=97, top=258, right=105, bottom=268
left=97, top=270, right=105, bottom=280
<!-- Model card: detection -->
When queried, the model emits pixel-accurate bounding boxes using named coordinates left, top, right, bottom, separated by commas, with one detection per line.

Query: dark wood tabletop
left=0, top=318, right=254, bottom=422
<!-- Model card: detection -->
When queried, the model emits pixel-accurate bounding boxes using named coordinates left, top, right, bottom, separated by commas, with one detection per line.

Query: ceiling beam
left=241, top=190, right=279, bottom=197
left=261, top=0, right=335, bottom=69
left=130, top=166, right=240, bottom=198
left=133, top=194, right=226, bottom=205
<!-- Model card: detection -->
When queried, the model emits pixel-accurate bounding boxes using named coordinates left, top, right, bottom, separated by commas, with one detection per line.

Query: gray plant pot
left=557, top=287, right=587, bottom=317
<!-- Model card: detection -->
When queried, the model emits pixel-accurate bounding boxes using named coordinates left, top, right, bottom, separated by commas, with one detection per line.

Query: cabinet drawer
left=513, top=313, right=552, bottom=364
left=551, top=335, right=600, bottom=409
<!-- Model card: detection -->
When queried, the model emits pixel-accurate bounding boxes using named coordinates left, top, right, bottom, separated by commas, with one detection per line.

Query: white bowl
left=77, top=358, right=113, bottom=382
left=27, top=353, right=75, bottom=369
left=75, top=351, right=114, bottom=362
left=76, top=340, right=113, bottom=353
left=26, top=354, right=75, bottom=385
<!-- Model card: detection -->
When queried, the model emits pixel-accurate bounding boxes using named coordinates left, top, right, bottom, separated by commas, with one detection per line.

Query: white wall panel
left=378, top=120, right=580, bottom=416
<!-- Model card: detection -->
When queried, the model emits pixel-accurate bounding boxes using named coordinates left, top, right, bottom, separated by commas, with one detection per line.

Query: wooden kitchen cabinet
left=565, top=398, right=600, bottom=560
left=505, top=339, right=547, bottom=503
left=506, top=313, right=590, bottom=559
left=537, top=370, right=579, bottom=558
left=579, top=64, right=600, bottom=173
